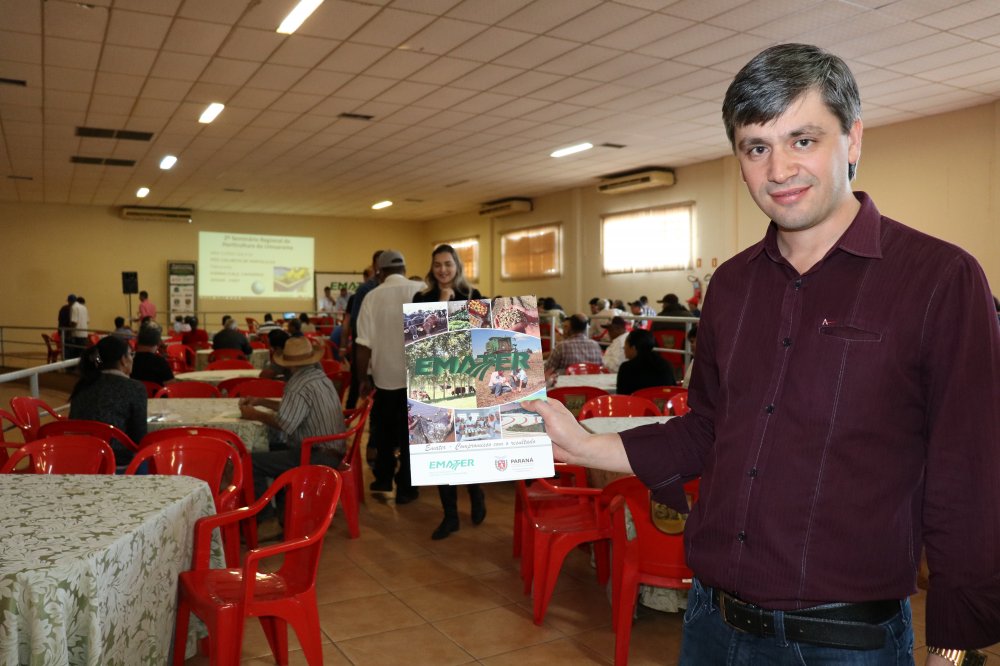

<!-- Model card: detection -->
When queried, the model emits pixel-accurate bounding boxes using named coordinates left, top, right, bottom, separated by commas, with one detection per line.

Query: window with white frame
left=500, top=224, right=562, bottom=280
left=434, top=237, right=479, bottom=283
left=601, top=204, right=693, bottom=274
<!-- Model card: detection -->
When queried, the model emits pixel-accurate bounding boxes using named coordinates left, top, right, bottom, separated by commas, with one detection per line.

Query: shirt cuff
left=620, top=423, right=689, bottom=513
left=925, top=571, right=1000, bottom=648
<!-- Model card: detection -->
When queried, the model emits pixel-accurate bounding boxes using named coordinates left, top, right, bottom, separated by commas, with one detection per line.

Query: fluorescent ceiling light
left=550, top=142, right=593, bottom=158
left=198, top=102, right=225, bottom=124
left=277, top=0, right=324, bottom=34
left=136, top=187, right=149, bottom=198
left=159, top=155, right=177, bottom=170
left=371, top=200, right=393, bottom=210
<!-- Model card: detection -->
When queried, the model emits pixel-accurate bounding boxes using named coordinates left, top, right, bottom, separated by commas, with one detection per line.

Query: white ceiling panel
left=268, top=35, right=340, bottom=68
left=162, top=19, right=232, bottom=56
left=399, top=18, right=489, bottom=55
left=348, top=8, right=437, bottom=48
left=107, top=9, right=172, bottom=50
left=317, top=43, right=392, bottom=74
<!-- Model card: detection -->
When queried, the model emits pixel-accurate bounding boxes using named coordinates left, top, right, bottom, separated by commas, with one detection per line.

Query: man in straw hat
left=241, top=335, right=345, bottom=525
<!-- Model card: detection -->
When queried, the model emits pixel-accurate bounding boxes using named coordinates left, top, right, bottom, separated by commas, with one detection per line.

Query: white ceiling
left=1, top=0, right=999, bottom=220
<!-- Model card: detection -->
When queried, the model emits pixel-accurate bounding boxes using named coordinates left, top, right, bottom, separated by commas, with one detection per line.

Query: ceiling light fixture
left=371, top=200, right=392, bottom=210
left=136, top=187, right=150, bottom=198
left=550, top=142, right=593, bottom=158
left=277, top=0, right=324, bottom=34
left=159, top=155, right=177, bottom=170
left=198, top=102, right=225, bottom=124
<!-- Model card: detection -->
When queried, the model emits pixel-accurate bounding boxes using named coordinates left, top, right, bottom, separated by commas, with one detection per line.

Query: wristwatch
left=927, top=647, right=987, bottom=665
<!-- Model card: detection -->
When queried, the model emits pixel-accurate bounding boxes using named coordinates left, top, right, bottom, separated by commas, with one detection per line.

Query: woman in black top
left=616, top=328, right=677, bottom=395
left=70, top=334, right=147, bottom=464
left=412, top=244, right=486, bottom=540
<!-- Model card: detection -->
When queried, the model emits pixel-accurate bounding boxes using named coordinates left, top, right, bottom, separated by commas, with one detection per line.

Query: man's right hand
left=523, top=398, right=634, bottom=473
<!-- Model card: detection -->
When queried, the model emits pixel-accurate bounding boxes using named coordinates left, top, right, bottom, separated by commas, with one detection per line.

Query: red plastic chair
left=231, top=378, right=285, bottom=398
left=154, top=383, right=222, bottom=398
left=208, top=348, right=247, bottom=363
left=578, top=395, right=661, bottom=419
left=334, top=370, right=351, bottom=404
left=669, top=392, right=690, bottom=416
left=565, top=362, right=604, bottom=375
left=173, top=465, right=342, bottom=666
left=631, top=386, right=688, bottom=414
left=142, top=427, right=259, bottom=560
left=610, top=480, right=695, bottom=666
left=126, top=435, right=244, bottom=566
left=42, top=333, right=62, bottom=363
left=523, top=475, right=639, bottom=624
left=10, top=396, right=64, bottom=441
left=0, top=435, right=116, bottom=474
left=250, top=340, right=268, bottom=350
left=37, top=419, right=140, bottom=465
left=216, top=377, right=253, bottom=397
left=0, top=408, right=29, bottom=470
left=513, top=463, right=590, bottom=560
left=245, top=317, right=260, bottom=333
left=166, top=344, right=196, bottom=372
left=653, top=330, right=686, bottom=377
left=320, top=359, right=342, bottom=378
left=207, top=359, right=255, bottom=370
left=300, top=396, right=373, bottom=539
left=139, top=380, right=163, bottom=398
left=546, top=386, right=610, bottom=418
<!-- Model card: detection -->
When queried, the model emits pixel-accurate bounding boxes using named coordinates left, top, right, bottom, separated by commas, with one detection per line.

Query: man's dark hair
left=626, top=328, right=655, bottom=354
left=567, top=314, right=588, bottom=333
left=264, top=313, right=273, bottom=322
left=268, top=329, right=289, bottom=350
left=139, top=290, right=148, bottom=299
left=722, top=44, right=861, bottom=178
left=114, top=316, right=125, bottom=328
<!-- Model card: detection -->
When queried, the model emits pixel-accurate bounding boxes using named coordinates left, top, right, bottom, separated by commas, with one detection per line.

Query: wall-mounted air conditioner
left=478, top=197, right=533, bottom=217
left=597, top=168, right=675, bottom=194
left=119, top=206, right=193, bottom=222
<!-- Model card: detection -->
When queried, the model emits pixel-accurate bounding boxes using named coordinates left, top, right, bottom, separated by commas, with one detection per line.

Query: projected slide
left=198, top=231, right=315, bottom=299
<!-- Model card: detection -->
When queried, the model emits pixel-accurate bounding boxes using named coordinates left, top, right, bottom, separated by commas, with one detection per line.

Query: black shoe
left=370, top=480, right=392, bottom=492
left=395, top=490, right=420, bottom=505
left=432, top=519, right=459, bottom=540
left=470, top=489, right=486, bottom=525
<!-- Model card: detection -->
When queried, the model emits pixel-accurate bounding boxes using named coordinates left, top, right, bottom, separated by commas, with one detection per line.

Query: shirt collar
left=750, top=191, right=883, bottom=264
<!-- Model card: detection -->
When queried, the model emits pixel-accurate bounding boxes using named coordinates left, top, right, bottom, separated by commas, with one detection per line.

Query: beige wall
left=3, top=101, right=998, bottom=338
left=0, top=202, right=426, bottom=332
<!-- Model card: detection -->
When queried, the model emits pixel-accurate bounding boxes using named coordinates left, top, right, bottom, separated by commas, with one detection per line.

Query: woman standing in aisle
left=412, top=244, right=487, bottom=540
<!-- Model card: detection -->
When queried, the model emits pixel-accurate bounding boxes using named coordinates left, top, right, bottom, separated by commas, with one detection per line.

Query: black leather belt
left=713, top=589, right=900, bottom=650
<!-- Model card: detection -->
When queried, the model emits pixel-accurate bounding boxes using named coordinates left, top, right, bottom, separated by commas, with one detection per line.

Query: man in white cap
left=355, top=249, right=424, bottom=504
left=240, top=335, right=345, bottom=518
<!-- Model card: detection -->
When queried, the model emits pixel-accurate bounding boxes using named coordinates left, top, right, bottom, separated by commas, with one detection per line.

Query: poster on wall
left=314, top=272, right=364, bottom=312
left=404, top=295, right=554, bottom=486
left=168, top=261, right=196, bottom=323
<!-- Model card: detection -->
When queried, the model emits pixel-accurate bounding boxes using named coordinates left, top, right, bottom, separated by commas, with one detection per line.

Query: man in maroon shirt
left=528, top=44, right=999, bottom=666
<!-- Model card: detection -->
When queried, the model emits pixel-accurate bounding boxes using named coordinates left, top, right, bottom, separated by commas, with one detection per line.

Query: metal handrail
left=0, top=358, right=78, bottom=398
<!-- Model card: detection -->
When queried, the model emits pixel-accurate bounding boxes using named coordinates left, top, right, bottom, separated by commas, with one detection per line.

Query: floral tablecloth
left=146, top=398, right=271, bottom=452
left=553, top=372, right=618, bottom=395
left=194, top=348, right=270, bottom=371
left=173, top=369, right=262, bottom=386
left=0, top=474, right=223, bottom=665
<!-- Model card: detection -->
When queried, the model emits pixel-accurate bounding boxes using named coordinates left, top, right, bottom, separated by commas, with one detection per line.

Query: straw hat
left=273, top=336, right=324, bottom=367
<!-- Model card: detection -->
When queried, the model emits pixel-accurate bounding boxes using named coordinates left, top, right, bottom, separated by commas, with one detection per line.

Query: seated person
left=299, top=312, right=317, bottom=334
left=601, top=316, right=629, bottom=372
left=173, top=315, right=191, bottom=334
left=112, top=316, right=134, bottom=339
left=514, top=367, right=528, bottom=391
left=259, top=329, right=292, bottom=381
left=182, top=316, right=209, bottom=349
left=69, top=335, right=146, bottom=464
left=257, top=313, right=281, bottom=335
left=286, top=317, right=303, bottom=336
left=213, top=317, right=252, bottom=355
left=544, top=314, right=603, bottom=377
left=615, top=328, right=676, bottom=395
left=488, top=369, right=512, bottom=396
left=240, top=337, right=346, bottom=524
left=130, top=322, right=174, bottom=386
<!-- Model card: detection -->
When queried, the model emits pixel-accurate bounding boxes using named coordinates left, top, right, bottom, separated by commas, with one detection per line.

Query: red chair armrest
left=300, top=431, right=350, bottom=466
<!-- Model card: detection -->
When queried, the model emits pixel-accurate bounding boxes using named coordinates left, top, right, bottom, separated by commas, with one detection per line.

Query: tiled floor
left=3, top=379, right=997, bottom=665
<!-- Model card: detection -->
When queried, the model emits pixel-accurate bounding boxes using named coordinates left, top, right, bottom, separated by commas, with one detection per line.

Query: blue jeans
left=679, top=579, right=914, bottom=665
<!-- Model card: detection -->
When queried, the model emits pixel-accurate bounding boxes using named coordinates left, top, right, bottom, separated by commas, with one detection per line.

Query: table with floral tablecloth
left=173, top=369, right=262, bottom=386
left=147, top=398, right=271, bottom=452
left=0, top=474, right=223, bottom=665
left=194, top=348, right=270, bottom=371
left=553, top=372, right=618, bottom=395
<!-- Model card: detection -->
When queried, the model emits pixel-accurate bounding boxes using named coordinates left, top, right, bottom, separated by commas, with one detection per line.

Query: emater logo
left=430, top=459, right=474, bottom=471
left=495, top=458, right=508, bottom=472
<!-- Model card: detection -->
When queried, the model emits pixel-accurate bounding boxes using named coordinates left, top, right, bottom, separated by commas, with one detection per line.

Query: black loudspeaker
left=122, top=271, right=138, bottom=294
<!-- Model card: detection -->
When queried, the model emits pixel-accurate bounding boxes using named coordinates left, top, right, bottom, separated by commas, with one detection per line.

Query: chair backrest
left=165, top=344, right=196, bottom=371
left=610, top=479, right=692, bottom=580
left=216, top=376, right=253, bottom=397
left=37, top=418, right=139, bottom=453
left=139, top=380, right=163, bottom=398
left=42, top=333, right=61, bottom=362
left=245, top=317, right=260, bottom=333
left=565, top=362, right=603, bottom=375
left=153, top=382, right=222, bottom=398
left=578, top=395, right=661, bottom=419
left=209, top=348, right=247, bottom=362
left=0, top=435, right=116, bottom=474
left=206, top=359, right=255, bottom=370
left=669, top=392, right=690, bottom=416
left=631, top=386, right=688, bottom=414
left=141, top=426, right=253, bottom=507
left=231, top=378, right=285, bottom=398
left=10, top=396, right=64, bottom=441
left=87, top=333, right=102, bottom=347
left=546, top=386, right=610, bottom=418
left=125, top=435, right=243, bottom=507
left=249, top=340, right=268, bottom=350
left=0, top=408, right=28, bottom=469
left=270, top=465, right=342, bottom=594
left=320, top=359, right=342, bottom=376
left=652, top=330, right=686, bottom=374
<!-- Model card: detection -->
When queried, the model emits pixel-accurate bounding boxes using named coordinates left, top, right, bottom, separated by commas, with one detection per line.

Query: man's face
left=734, top=89, right=862, bottom=234
left=630, top=304, right=641, bottom=315
left=589, top=303, right=599, bottom=315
